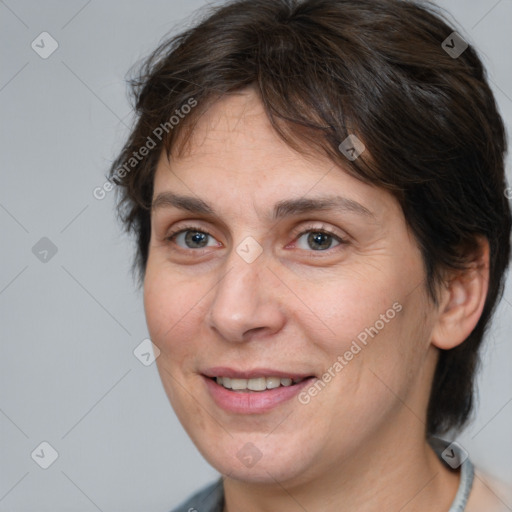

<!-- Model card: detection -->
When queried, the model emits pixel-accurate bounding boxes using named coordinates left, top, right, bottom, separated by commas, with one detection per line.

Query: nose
left=207, top=245, right=286, bottom=343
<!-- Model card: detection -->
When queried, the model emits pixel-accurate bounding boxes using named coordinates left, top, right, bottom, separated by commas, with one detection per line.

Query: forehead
left=171, top=88, right=299, bottom=164
left=152, top=89, right=399, bottom=224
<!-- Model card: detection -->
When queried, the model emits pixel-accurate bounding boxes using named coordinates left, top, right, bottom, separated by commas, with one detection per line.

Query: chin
left=195, top=435, right=315, bottom=485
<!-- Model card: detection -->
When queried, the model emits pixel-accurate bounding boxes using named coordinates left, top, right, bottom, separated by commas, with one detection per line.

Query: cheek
left=143, top=267, right=209, bottom=415
left=293, top=271, right=400, bottom=347
left=297, top=265, right=428, bottom=382
left=143, top=265, right=207, bottom=355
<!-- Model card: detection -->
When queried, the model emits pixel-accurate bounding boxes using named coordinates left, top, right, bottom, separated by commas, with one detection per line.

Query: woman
left=110, top=0, right=512, bottom=510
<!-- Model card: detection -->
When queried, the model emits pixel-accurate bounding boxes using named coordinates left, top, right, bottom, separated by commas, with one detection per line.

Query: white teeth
left=216, top=376, right=232, bottom=388
left=266, top=377, right=281, bottom=389
left=230, top=378, right=247, bottom=390
left=215, top=376, right=305, bottom=391
left=247, top=377, right=267, bottom=391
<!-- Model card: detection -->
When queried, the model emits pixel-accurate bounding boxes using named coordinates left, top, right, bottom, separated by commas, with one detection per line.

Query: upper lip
left=202, top=367, right=315, bottom=380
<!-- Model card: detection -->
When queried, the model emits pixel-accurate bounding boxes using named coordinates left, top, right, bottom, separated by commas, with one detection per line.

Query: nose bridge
left=207, top=242, right=283, bottom=342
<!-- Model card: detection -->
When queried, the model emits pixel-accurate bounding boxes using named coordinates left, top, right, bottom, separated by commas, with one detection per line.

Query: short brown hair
left=109, top=0, right=511, bottom=436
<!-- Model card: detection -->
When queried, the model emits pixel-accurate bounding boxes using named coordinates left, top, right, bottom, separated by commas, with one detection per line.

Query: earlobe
left=431, top=238, right=490, bottom=350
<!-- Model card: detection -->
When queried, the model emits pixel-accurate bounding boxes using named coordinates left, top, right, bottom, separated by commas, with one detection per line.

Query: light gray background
left=1, top=1, right=511, bottom=510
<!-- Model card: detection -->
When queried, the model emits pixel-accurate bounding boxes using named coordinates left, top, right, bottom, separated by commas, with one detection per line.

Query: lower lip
left=203, top=376, right=315, bottom=414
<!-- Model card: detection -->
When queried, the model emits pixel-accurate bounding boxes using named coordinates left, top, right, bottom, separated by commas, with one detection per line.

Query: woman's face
left=144, top=88, right=440, bottom=485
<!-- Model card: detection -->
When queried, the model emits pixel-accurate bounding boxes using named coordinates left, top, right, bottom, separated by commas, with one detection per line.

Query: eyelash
left=290, top=224, right=347, bottom=249
left=164, top=223, right=348, bottom=252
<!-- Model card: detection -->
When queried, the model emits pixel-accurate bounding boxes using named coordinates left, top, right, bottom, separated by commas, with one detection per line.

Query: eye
left=295, top=229, right=344, bottom=251
left=166, top=227, right=220, bottom=249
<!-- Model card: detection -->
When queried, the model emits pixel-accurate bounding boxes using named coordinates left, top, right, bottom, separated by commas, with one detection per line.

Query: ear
left=431, top=237, right=490, bottom=350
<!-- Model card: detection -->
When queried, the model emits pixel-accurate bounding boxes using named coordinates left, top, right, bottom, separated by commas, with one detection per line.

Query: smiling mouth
left=209, top=375, right=314, bottom=392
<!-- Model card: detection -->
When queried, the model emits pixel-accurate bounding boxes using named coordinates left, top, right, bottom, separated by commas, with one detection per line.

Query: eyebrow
left=151, top=192, right=375, bottom=220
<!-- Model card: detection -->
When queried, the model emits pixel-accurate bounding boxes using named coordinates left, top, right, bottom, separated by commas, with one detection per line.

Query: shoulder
left=169, top=478, right=224, bottom=512
left=466, top=469, right=512, bottom=512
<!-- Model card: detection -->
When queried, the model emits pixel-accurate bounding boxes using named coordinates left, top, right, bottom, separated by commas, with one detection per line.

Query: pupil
left=186, top=231, right=208, bottom=247
left=308, top=232, right=331, bottom=250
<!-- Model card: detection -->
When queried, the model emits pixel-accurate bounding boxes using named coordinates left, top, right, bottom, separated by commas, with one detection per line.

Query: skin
left=143, top=87, right=489, bottom=511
